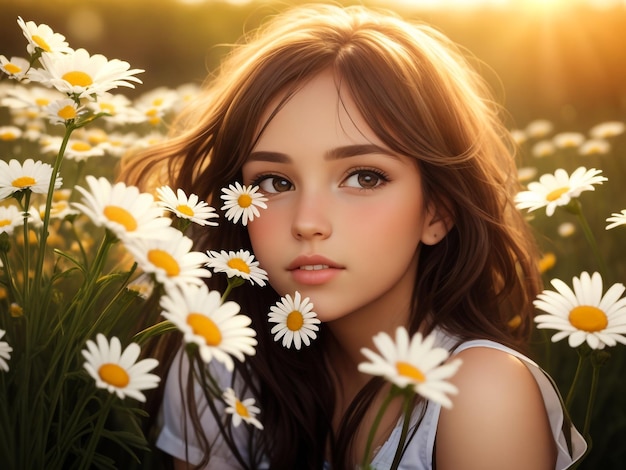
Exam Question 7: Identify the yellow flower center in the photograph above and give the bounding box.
[286,311,304,331]
[546,187,569,202]
[4,63,22,74]
[147,249,180,276]
[235,399,250,418]
[98,363,130,388]
[152,98,164,106]
[568,305,608,332]
[32,35,51,52]
[1,131,17,141]
[10,302,23,318]
[227,258,250,274]
[12,176,36,188]
[71,141,92,152]
[58,105,77,120]
[145,108,159,117]
[103,205,137,231]
[538,252,556,274]
[396,361,426,383]
[0,219,10,227]
[187,313,222,346]
[62,70,94,87]
[175,204,194,217]
[99,102,116,114]
[35,98,50,107]
[238,194,252,208]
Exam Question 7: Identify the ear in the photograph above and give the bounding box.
[421,202,453,246]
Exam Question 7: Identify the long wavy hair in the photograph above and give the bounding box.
[123,4,542,469]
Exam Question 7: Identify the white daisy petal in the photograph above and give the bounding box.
[206,249,268,286]
[267,291,320,350]
[515,167,607,217]
[535,272,626,350]
[220,182,268,226]
[0,158,62,200]
[81,334,159,402]
[160,284,257,371]
[72,175,172,241]
[358,327,462,409]
[0,330,13,372]
[223,387,263,430]
[156,185,219,226]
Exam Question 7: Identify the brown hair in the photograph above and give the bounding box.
[123,4,541,468]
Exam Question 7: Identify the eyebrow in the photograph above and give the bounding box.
[247,144,398,163]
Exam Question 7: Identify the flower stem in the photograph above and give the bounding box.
[361,385,400,469]
[390,391,413,469]
[33,122,76,301]
[565,346,588,410]
[569,199,610,279]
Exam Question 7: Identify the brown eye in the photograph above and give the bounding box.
[258,176,293,193]
[344,170,387,189]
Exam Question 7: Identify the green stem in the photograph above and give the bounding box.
[390,391,413,469]
[568,199,610,279]
[565,347,587,411]
[20,190,32,309]
[77,394,115,470]
[132,320,178,345]
[33,122,76,301]
[361,385,401,469]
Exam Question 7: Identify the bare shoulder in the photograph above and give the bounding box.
[435,347,556,470]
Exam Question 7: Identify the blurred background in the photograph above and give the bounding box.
[2,0,626,468]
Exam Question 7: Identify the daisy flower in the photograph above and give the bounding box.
[160,283,257,370]
[268,291,320,350]
[82,334,160,402]
[223,387,263,430]
[206,249,268,287]
[514,167,607,217]
[0,329,13,372]
[86,92,144,125]
[63,138,106,162]
[0,126,22,141]
[531,140,556,158]
[509,129,527,145]
[534,272,626,350]
[0,158,62,200]
[579,139,610,156]
[156,186,218,226]
[558,222,576,238]
[553,132,585,149]
[0,55,30,81]
[28,48,143,100]
[358,327,462,409]
[525,119,554,138]
[124,229,211,290]
[72,175,172,241]
[17,17,73,55]
[517,166,538,183]
[589,121,625,139]
[44,98,86,125]
[220,182,268,226]
[606,210,626,231]
[0,205,23,235]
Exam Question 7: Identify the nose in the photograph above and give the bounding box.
[291,190,332,241]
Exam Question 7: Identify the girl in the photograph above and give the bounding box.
[125,4,586,469]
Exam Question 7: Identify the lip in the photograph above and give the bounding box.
[288,255,344,285]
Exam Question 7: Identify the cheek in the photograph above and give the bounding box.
[247,212,281,265]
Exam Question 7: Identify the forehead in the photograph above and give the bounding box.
[253,70,385,150]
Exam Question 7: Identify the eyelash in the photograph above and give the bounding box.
[248,167,391,193]
[343,167,391,190]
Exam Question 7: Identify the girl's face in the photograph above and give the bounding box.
[243,71,441,327]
